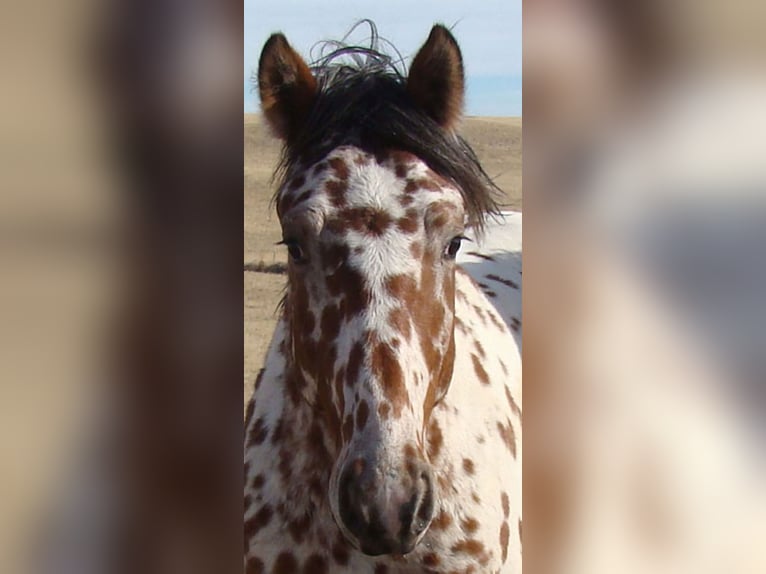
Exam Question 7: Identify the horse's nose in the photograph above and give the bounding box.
[337,456,435,555]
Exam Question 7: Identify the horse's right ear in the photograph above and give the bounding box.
[258,34,317,141]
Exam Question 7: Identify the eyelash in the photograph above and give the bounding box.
[278,238,306,263]
[444,235,467,260]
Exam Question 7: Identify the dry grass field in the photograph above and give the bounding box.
[244,114,521,393]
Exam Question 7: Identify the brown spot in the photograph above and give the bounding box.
[294,189,313,206]
[396,208,420,233]
[451,539,486,556]
[431,509,453,531]
[337,207,394,236]
[425,201,458,230]
[472,354,490,385]
[404,177,441,194]
[289,174,306,190]
[277,449,292,481]
[461,517,479,534]
[371,342,408,417]
[497,419,517,458]
[355,400,369,431]
[278,193,296,216]
[273,552,298,574]
[388,307,412,340]
[244,504,273,540]
[505,386,522,417]
[331,535,350,565]
[422,552,440,567]
[511,316,521,332]
[462,458,475,475]
[271,417,285,445]
[247,417,268,446]
[322,250,367,319]
[501,492,510,518]
[488,310,506,332]
[474,340,486,359]
[288,513,311,544]
[302,554,328,574]
[325,179,348,207]
[426,419,443,461]
[328,157,350,181]
[320,305,342,341]
[410,241,423,259]
[500,521,510,563]
[246,557,264,574]
[374,565,389,574]
[251,474,265,490]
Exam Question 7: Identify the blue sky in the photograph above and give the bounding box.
[244,0,521,117]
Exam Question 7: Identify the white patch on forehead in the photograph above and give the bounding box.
[345,159,408,215]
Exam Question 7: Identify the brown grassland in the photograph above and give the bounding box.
[244,114,521,395]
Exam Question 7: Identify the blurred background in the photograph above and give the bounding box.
[1,0,765,573]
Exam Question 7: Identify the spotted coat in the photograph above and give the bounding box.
[245,147,522,574]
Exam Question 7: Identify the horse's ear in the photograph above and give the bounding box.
[407,25,465,130]
[258,33,317,141]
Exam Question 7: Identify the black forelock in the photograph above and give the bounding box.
[270,21,502,233]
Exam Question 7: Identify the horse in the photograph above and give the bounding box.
[245,23,522,573]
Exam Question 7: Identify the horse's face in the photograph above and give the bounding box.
[278,146,465,554]
[259,22,471,555]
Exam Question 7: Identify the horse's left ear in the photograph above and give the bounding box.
[258,33,317,141]
[407,25,465,130]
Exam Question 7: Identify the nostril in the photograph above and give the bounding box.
[398,467,434,542]
[338,458,435,555]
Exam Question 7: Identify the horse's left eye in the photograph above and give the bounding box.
[444,236,464,260]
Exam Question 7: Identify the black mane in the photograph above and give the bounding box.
[270,21,502,232]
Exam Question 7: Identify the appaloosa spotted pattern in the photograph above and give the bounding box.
[246,24,521,574]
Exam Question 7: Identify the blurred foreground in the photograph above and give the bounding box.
[0,1,242,573]
[525,1,766,573]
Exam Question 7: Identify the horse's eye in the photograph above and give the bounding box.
[281,239,305,263]
[444,236,464,260]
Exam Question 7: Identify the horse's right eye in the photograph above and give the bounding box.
[281,239,306,263]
